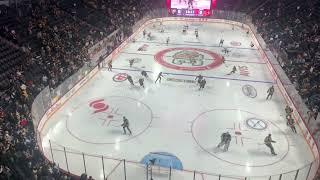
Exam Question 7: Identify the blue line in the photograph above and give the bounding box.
[111,67,275,84]
[135,40,259,51]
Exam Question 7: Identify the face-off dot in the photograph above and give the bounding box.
[93,103,106,109]
[107,115,114,119]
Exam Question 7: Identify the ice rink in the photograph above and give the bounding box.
[39,20,316,179]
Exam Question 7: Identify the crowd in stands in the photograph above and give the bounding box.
[0,0,156,179]
[250,0,320,119]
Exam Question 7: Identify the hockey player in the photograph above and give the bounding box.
[250,42,254,48]
[182,26,187,34]
[166,37,170,46]
[129,59,134,67]
[217,132,231,152]
[266,85,274,100]
[222,47,230,55]
[155,72,164,84]
[138,78,145,88]
[285,105,293,119]
[195,28,199,39]
[287,116,297,133]
[127,75,134,86]
[141,70,148,78]
[219,39,224,47]
[195,74,203,84]
[107,60,112,71]
[98,56,103,69]
[147,32,152,40]
[121,116,132,135]
[264,134,277,155]
[227,66,237,75]
[199,79,206,90]
[143,29,147,38]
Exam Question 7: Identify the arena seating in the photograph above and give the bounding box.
[249,0,320,114]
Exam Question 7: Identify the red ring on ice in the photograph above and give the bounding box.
[154,47,223,71]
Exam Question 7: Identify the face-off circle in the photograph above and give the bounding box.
[191,109,289,167]
[154,48,223,71]
[66,96,153,144]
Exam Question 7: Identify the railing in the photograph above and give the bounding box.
[38,138,317,180]
[31,9,320,180]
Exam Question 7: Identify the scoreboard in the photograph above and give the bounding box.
[166,0,216,17]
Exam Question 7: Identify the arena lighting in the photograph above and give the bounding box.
[167,0,216,16]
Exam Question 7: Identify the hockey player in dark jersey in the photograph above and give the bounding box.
[127,75,134,86]
[264,134,276,155]
[147,32,152,40]
[129,59,134,67]
[222,56,226,65]
[217,132,232,152]
[227,66,237,75]
[141,70,148,78]
[219,39,224,47]
[107,60,112,71]
[138,78,145,88]
[266,85,274,100]
[195,28,199,38]
[199,79,206,90]
[155,72,164,84]
[166,37,170,45]
[143,29,146,38]
[121,116,132,135]
[195,74,203,84]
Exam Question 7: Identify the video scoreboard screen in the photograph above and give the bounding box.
[167,0,216,16]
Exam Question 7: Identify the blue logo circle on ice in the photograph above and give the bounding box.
[242,84,257,98]
[141,152,183,170]
[66,96,153,144]
[191,109,289,167]
[246,118,268,130]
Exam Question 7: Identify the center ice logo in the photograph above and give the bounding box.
[172,50,204,66]
[154,47,223,71]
